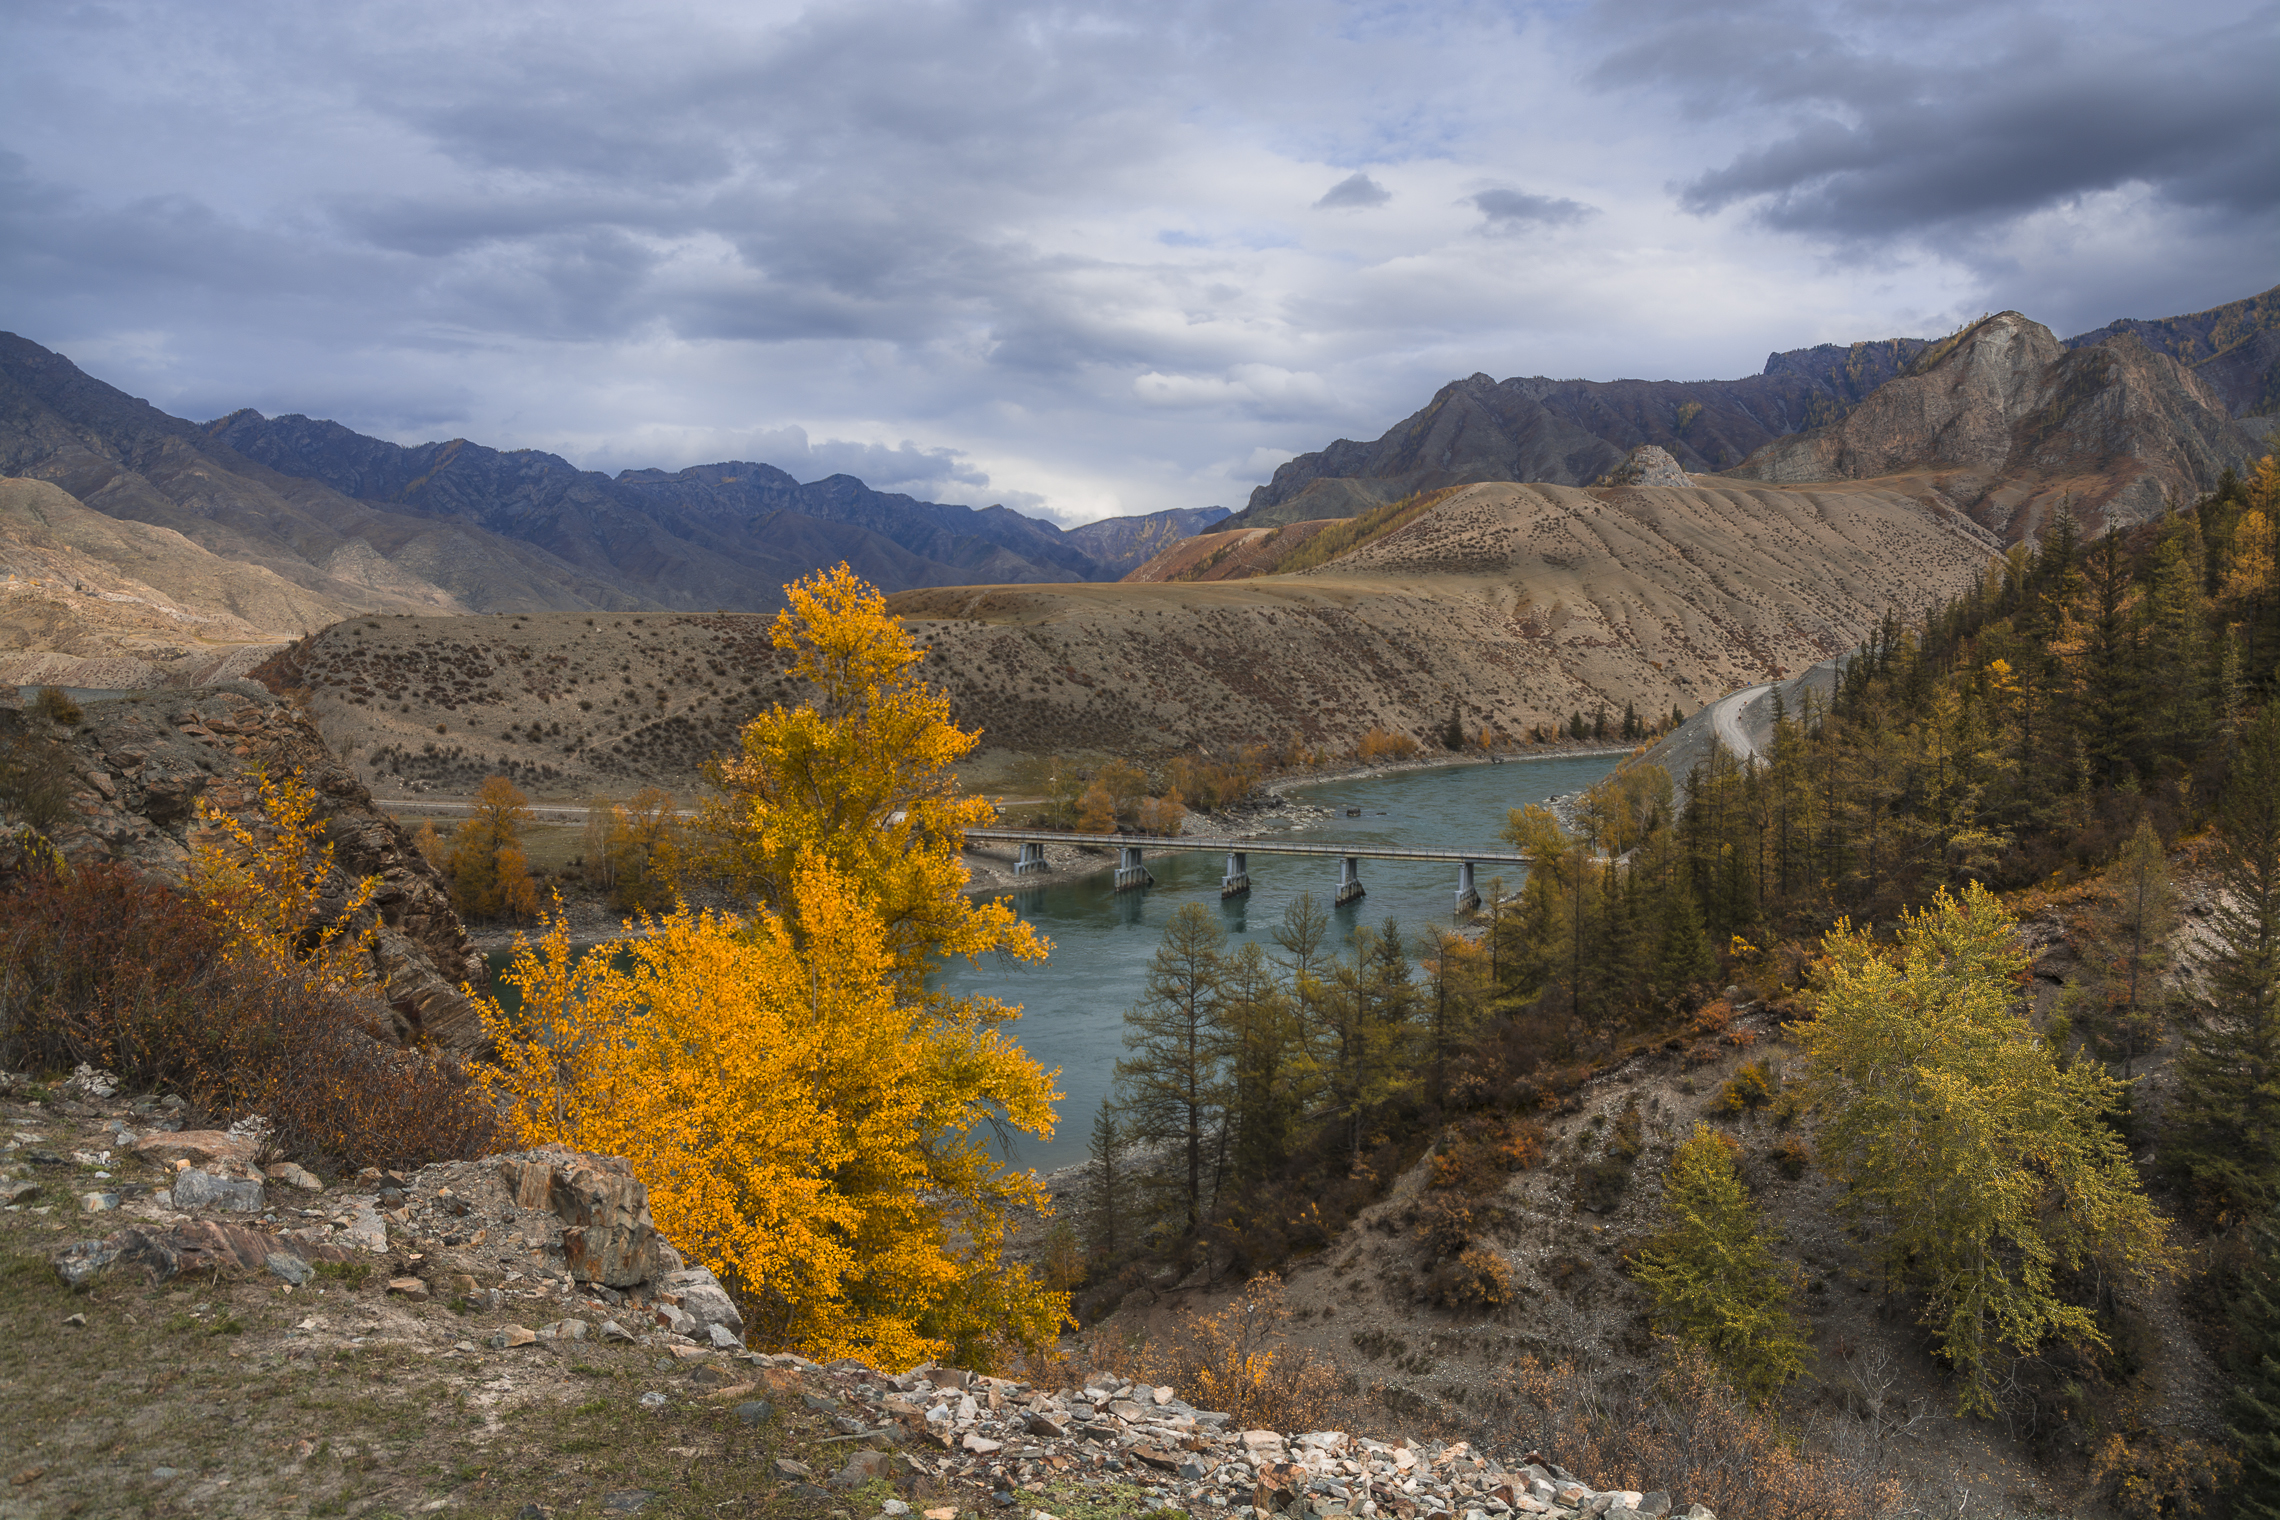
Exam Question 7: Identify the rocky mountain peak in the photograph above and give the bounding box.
[1727,310,2258,540]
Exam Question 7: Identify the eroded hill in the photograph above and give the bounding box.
[269,477,1995,796]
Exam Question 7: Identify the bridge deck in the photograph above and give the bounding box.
[962,827,1528,865]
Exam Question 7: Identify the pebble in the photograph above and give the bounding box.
[638,1391,668,1410]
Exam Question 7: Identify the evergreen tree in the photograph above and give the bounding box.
[1085,1102,1127,1264]
[1632,1124,1810,1405]
[1220,941,1301,1189]
[2228,1214,2280,1519]
[1315,923,1418,1158]
[2067,816,2182,1077]
[2169,705,2280,1218]
[1114,902,1230,1240]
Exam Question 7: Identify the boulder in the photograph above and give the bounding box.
[134,1131,259,1169]
[171,1169,265,1212]
[658,1265,744,1339]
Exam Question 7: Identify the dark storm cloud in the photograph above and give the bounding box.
[1469,188,1596,229]
[1316,173,1391,209]
[1592,0,2280,238]
[3,0,2272,523]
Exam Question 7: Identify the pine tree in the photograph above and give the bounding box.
[1220,942,1300,1189]
[1085,1102,1127,1265]
[2067,816,2182,1077]
[1115,902,1230,1240]
[2169,705,2280,1218]
[2229,1215,2280,1519]
[1632,1124,1810,1404]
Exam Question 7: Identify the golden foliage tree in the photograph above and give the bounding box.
[191,767,378,991]
[487,564,1064,1370]
[695,564,1044,1001]
[1803,882,2176,1413]
[448,775,540,920]
[482,862,1063,1369]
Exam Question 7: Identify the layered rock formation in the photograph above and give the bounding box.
[1725,312,2261,539]
[2,682,488,1051]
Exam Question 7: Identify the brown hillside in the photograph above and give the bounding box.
[0,477,319,687]
[1121,520,1338,583]
[273,477,1996,799]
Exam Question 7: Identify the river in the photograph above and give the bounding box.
[952,752,1621,1173]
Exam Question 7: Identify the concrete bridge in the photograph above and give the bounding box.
[961,827,1530,911]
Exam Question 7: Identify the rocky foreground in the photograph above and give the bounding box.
[6,1069,1716,1520]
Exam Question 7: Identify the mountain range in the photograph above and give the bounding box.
[1231,285,2278,537]
[0,331,1225,629]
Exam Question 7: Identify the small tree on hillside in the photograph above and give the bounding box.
[2168,704,2280,1218]
[1632,1123,1809,1404]
[2065,816,2182,1077]
[1805,883,2177,1414]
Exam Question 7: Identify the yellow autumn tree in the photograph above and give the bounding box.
[485,563,1064,1369]
[483,861,1062,1368]
[692,563,1046,1001]
[448,775,540,920]
[1802,883,2177,1414]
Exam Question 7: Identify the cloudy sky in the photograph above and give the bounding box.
[5,0,2274,523]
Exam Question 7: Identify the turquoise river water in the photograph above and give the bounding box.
[950,753,1620,1173]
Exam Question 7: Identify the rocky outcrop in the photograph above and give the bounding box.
[1726,313,2263,540]
[2063,282,2280,417]
[1597,445,1694,489]
[2,681,489,1052]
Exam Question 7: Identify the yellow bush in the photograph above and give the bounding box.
[1355,726,1421,762]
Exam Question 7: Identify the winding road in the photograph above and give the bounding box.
[1709,682,1776,766]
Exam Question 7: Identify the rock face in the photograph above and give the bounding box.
[1726,313,2262,540]
[2,681,489,1052]
[500,1151,667,1288]
[2063,281,2280,418]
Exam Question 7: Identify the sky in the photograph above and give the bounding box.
[4,0,2275,525]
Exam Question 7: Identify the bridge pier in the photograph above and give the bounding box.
[1335,855,1365,906]
[1014,841,1048,876]
[1114,844,1154,893]
[1221,850,1250,898]
[1455,859,1480,913]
